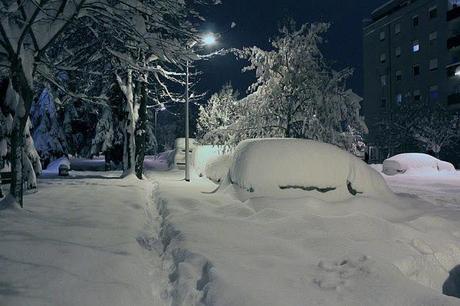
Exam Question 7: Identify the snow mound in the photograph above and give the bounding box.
[43,156,70,174]
[204,154,232,183]
[191,145,226,177]
[225,139,393,202]
[383,153,455,176]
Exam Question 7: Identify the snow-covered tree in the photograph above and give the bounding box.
[31,88,68,166]
[91,106,114,157]
[0,78,42,194]
[0,0,94,200]
[392,101,460,158]
[197,84,240,146]
[230,22,367,152]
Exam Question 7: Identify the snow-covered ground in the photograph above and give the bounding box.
[147,167,460,305]
[0,172,163,306]
[1,156,460,305]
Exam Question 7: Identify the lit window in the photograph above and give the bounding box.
[380,31,385,41]
[413,41,420,52]
[396,94,403,105]
[395,23,401,34]
[395,47,401,57]
[380,75,387,86]
[430,85,439,101]
[429,58,438,71]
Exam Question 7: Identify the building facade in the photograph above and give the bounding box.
[363,0,460,163]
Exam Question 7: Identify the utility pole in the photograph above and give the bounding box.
[185,60,190,182]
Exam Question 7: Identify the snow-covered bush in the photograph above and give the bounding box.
[223,139,393,202]
[382,153,456,176]
[191,145,226,177]
[43,157,71,175]
[204,154,232,183]
[197,84,240,148]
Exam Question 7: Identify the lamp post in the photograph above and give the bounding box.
[184,33,217,182]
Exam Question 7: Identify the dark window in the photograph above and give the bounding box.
[429,7,437,19]
[396,71,402,80]
[413,65,421,76]
[380,98,387,108]
[414,91,421,101]
[413,15,419,26]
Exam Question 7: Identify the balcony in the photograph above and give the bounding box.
[447,34,460,49]
[447,93,460,105]
[447,6,460,21]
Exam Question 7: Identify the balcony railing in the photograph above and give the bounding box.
[447,6,460,21]
[447,34,460,49]
[447,93,460,105]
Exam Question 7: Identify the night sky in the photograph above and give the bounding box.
[199,0,384,98]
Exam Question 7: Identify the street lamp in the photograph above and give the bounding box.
[184,32,217,182]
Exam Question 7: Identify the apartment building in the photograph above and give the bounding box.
[363,0,460,162]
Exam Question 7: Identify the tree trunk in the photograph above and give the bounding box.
[117,70,136,177]
[135,77,147,179]
[9,63,35,200]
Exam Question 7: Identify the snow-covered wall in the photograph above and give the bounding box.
[225,139,394,202]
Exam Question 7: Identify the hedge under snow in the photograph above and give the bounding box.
[224,138,394,202]
[383,153,455,176]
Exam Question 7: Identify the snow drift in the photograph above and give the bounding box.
[383,153,455,176]
[225,139,393,201]
[43,156,70,174]
[204,154,232,183]
[191,145,225,177]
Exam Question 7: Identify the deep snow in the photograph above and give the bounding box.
[0,172,163,306]
[147,167,460,306]
[1,155,460,305]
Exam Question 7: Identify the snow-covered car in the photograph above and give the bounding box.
[382,153,455,176]
[223,138,393,202]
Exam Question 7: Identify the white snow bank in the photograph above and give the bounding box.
[383,153,456,176]
[191,145,226,177]
[43,156,70,174]
[0,174,160,306]
[204,154,232,183]
[225,138,393,201]
[153,170,460,306]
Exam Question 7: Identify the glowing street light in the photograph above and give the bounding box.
[202,33,217,46]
